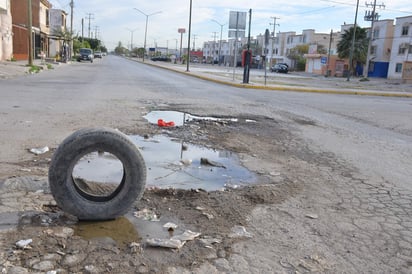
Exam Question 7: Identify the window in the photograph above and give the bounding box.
[373,28,379,39]
[370,45,377,55]
[409,44,412,54]
[398,45,407,55]
[395,63,403,73]
[46,9,49,27]
[302,35,307,43]
[401,25,409,36]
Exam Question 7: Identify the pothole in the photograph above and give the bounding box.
[143,110,238,126]
[73,134,256,192]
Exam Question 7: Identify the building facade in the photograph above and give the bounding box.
[11,0,51,60]
[387,16,412,81]
[0,0,12,61]
[366,19,395,77]
[49,8,67,60]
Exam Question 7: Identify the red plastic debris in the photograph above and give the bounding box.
[157,119,175,127]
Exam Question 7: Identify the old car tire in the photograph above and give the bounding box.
[48,127,146,220]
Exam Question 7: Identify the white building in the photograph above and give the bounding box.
[365,19,394,77]
[387,15,412,80]
[49,9,68,60]
[0,0,13,61]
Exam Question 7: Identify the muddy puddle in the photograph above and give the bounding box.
[73,134,256,192]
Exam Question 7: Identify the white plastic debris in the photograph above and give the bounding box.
[305,213,319,219]
[145,230,201,249]
[171,230,201,242]
[15,239,33,249]
[133,209,160,222]
[146,238,184,249]
[228,226,253,238]
[163,222,178,229]
[29,146,49,155]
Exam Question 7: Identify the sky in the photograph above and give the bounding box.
[48,0,412,51]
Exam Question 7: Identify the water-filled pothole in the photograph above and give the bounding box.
[143,110,238,126]
[73,135,256,192]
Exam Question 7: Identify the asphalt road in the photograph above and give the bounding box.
[1,55,412,273]
[1,55,412,187]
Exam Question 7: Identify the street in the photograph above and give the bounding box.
[1,55,412,273]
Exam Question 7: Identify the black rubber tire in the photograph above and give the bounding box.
[48,127,146,220]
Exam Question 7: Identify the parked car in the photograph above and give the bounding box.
[77,48,94,63]
[151,56,171,62]
[94,51,103,58]
[270,63,288,73]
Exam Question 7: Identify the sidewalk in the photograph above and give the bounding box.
[0,59,62,80]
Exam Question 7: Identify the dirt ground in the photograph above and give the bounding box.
[1,62,411,273]
[0,107,330,273]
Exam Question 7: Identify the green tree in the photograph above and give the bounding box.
[114,41,127,55]
[288,44,309,71]
[337,26,369,73]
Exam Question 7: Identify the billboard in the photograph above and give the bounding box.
[229,11,246,30]
[228,30,245,38]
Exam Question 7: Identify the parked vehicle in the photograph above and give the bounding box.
[94,51,103,58]
[151,56,171,62]
[270,63,288,73]
[77,48,94,63]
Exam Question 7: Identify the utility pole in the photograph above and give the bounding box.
[94,26,99,39]
[270,16,280,66]
[326,29,333,77]
[86,13,94,39]
[212,32,218,64]
[363,1,385,78]
[28,0,33,66]
[70,0,74,60]
[192,34,197,51]
[347,0,360,81]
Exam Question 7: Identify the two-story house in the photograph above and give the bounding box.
[0,0,12,61]
[365,19,394,77]
[11,0,51,60]
[49,8,68,60]
[387,15,412,81]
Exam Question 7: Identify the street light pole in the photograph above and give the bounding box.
[134,8,161,62]
[126,28,138,52]
[212,19,226,65]
[347,0,360,81]
[186,0,192,72]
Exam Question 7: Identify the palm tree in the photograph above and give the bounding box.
[337,26,369,75]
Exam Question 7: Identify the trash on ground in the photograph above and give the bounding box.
[305,213,319,219]
[145,238,184,249]
[199,236,222,247]
[133,209,160,222]
[200,157,226,169]
[129,242,143,254]
[145,230,201,249]
[29,146,49,155]
[228,226,253,238]
[163,222,178,230]
[157,119,175,127]
[15,239,33,249]
[180,159,192,166]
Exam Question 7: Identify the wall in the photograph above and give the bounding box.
[0,0,12,61]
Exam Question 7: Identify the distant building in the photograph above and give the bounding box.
[365,19,395,78]
[49,8,68,60]
[11,0,51,60]
[0,0,13,61]
[387,15,412,81]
